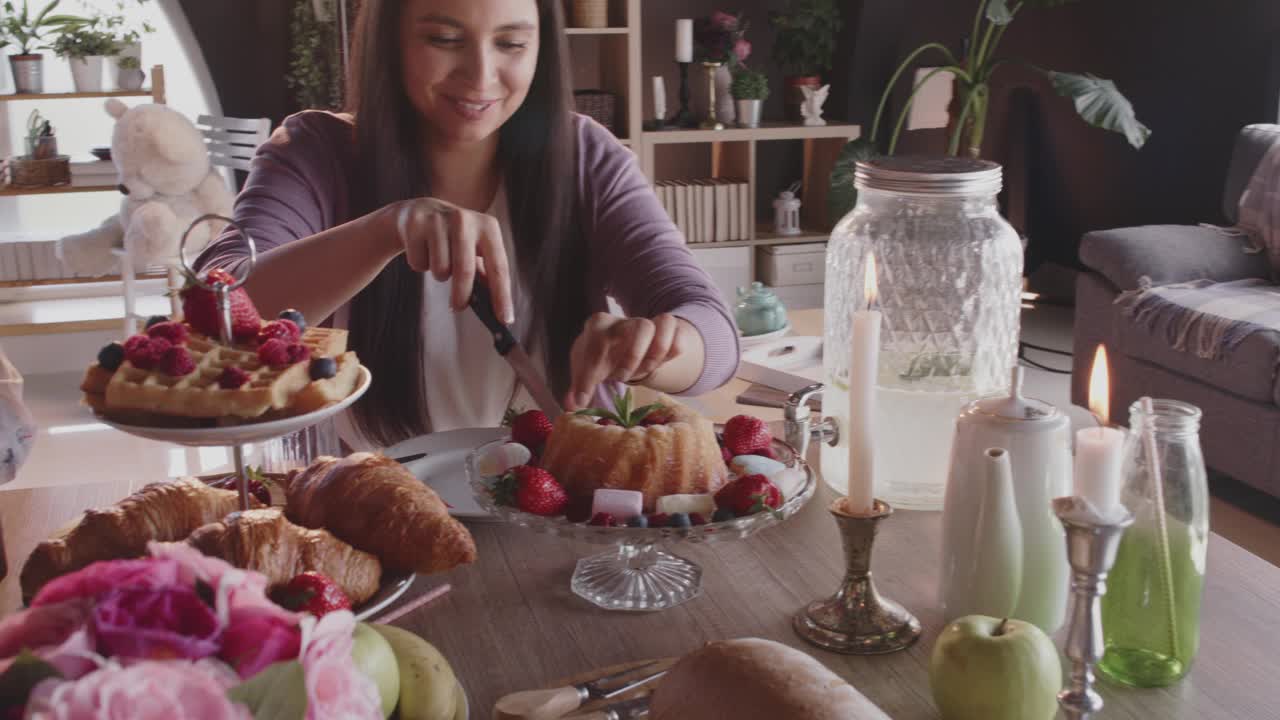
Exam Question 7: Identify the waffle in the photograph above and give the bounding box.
[85,326,357,421]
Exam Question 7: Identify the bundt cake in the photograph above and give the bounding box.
[540,392,728,511]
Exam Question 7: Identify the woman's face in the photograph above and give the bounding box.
[400,0,540,146]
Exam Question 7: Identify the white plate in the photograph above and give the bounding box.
[98,367,371,447]
[739,323,791,349]
[385,427,508,521]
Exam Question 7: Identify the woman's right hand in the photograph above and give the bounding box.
[382,197,515,325]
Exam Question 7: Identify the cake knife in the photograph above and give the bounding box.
[468,279,563,420]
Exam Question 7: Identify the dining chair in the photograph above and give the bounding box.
[196,114,271,191]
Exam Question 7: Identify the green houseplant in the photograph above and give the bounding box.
[2,0,87,93]
[52,22,117,92]
[828,0,1150,222]
[730,66,769,128]
[115,52,143,90]
[769,0,842,120]
[286,0,344,110]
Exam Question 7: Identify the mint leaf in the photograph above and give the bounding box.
[226,660,308,720]
[0,650,62,708]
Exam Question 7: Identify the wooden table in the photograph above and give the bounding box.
[3,315,1279,717]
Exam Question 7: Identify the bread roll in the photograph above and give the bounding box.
[649,638,890,720]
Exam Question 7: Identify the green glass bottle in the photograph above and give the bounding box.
[1099,400,1208,687]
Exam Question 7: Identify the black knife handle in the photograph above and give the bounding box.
[468,279,516,355]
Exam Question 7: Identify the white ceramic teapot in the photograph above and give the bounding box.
[939,367,1071,633]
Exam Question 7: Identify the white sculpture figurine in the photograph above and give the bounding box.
[800,84,830,127]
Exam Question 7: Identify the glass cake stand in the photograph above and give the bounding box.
[467,436,817,611]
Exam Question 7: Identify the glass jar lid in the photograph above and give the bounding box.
[855,155,1002,197]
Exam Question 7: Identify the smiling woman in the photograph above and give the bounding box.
[195,0,739,450]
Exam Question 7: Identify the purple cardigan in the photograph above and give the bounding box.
[197,111,739,397]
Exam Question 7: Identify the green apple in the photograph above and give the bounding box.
[929,615,1062,720]
[352,622,401,718]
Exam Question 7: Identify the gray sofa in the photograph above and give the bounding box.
[1073,124,1280,499]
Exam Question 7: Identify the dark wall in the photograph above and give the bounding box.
[178,0,295,127]
[845,0,1280,273]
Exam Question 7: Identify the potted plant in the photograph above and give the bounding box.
[1,0,87,94]
[52,21,116,92]
[694,11,751,126]
[115,53,143,90]
[769,0,842,122]
[100,1,154,90]
[730,66,769,128]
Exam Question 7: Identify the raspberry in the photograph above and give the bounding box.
[123,335,170,370]
[158,346,196,376]
[689,512,709,526]
[284,343,310,364]
[257,319,301,345]
[146,321,189,346]
[597,417,620,427]
[218,366,251,389]
[588,512,617,527]
[647,513,670,528]
[257,338,291,367]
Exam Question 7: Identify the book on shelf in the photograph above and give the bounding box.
[653,177,751,244]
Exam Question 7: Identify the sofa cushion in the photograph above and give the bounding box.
[1223,124,1280,224]
[1080,224,1269,292]
[1112,282,1280,406]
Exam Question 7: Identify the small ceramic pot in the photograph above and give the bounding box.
[736,99,763,128]
[117,67,145,91]
[734,281,789,337]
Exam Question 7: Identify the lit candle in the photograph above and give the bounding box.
[652,76,667,121]
[1074,345,1125,515]
[675,19,693,63]
[847,253,880,514]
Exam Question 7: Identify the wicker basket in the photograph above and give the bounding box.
[571,0,608,28]
[8,155,70,187]
[574,90,617,133]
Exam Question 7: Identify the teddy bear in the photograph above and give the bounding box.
[0,345,35,487]
[57,99,233,277]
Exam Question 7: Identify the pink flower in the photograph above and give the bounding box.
[25,659,251,720]
[0,599,92,658]
[710,10,738,30]
[300,612,382,720]
[147,542,293,621]
[219,605,302,679]
[30,559,182,608]
[733,38,752,63]
[90,586,222,661]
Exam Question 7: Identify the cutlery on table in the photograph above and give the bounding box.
[492,661,665,720]
[562,695,651,720]
[392,452,428,464]
[468,278,563,420]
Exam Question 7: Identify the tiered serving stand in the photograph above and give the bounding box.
[467,433,818,611]
[92,215,409,619]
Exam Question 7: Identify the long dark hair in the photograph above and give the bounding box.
[346,0,584,446]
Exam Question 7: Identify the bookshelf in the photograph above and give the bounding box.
[0,66,167,336]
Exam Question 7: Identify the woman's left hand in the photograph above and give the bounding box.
[566,313,688,411]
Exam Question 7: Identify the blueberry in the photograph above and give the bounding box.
[278,308,307,333]
[97,342,126,371]
[712,508,736,523]
[668,512,692,528]
[309,356,337,380]
[625,515,649,528]
[144,315,169,329]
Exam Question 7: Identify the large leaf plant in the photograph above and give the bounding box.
[829,0,1150,221]
[1,0,87,55]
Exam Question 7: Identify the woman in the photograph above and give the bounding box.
[197,0,738,448]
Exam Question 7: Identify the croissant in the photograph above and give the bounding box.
[21,478,256,603]
[284,453,477,575]
[186,507,382,605]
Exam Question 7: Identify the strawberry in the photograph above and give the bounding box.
[504,409,553,450]
[714,474,783,517]
[494,465,568,516]
[273,571,351,616]
[641,408,675,426]
[180,268,262,342]
[146,321,188,346]
[722,415,772,457]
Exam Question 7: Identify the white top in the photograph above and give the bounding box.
[335,188,541,450]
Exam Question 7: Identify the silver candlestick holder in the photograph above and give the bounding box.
[793,497,921,654]
[1053,496,1135,720]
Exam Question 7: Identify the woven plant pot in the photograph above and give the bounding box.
[572,0,608,28]
[574,90,617,134]
[8,155,70,187]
